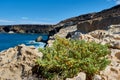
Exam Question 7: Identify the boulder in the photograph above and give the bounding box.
[93,75,102,80]
[108,25,120,34]
[8,31,14,33]
[0,44,43,80]
[35,36,48,43]
[66,72,86,80]
[35,36,42,42]
[111,41,120,49]
[54,25,77,38]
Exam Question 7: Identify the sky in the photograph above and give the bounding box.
[0,0,119,25]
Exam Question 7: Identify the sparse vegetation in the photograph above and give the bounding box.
[36,36,110,80]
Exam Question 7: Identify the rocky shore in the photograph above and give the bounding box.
[0,5,120,80]
[0,44,43,80]
[49,5,120,36]
[0,24,119,80]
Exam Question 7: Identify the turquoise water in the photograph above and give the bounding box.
[0,33,48,51]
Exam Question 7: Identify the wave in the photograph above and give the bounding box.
[26,40,46,48]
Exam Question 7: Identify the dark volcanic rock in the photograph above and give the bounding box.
[0,24,54,34]
[59,5,120,26]
[77,16,120,33]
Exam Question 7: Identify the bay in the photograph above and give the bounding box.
[0,33,48,51]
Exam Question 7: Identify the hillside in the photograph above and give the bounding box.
[50,5,120,34]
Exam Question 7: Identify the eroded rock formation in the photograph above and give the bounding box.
[0,44,42,80]
[51,5,120,35]
[0,24,53,34]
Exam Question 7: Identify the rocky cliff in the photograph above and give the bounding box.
[50,5,120,35]
[0,44,43,80]
[0,24,53,34]
[60,5,120,24]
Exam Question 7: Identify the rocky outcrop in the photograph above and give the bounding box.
[49,5,120,37]
[71,25,120,46]
[47,25,77,47]
[100,49,120,80]
[0,24,53,34]
[47,5,120,47]
[35,36,43,42]
[66,72,86,80]
[58,5,120,28]
[0,44,42,80]
[47,5,120,46]
[77,16,120,33]
[35,36,47,43]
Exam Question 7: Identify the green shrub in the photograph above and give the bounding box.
[36,36,110,80]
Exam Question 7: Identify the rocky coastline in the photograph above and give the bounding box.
[50,5,120,35]
[0,24,54,34]
[0,5,120,80]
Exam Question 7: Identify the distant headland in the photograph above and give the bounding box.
[0,24,54,34]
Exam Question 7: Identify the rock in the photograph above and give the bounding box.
[35,36,42,42]
[48,5,120,38]
[71,31,83,40]
[35,36,48,44]
[19,30,25,33]
[0,24,53,34]
[47,39,55,47]
[100,49,120,80]
[66,72,86,80]
[8,31,14,33]
[115,52,120,60]
[89,30,109,39]
[112,41,120,49]
[0,44,43,80]
[76,72,86,80]
[93,75,102,80]
[108,25,120,34]
[112,34,120,40]
[54,25,77,38]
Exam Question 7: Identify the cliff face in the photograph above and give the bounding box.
[53,5,120,33]
[77,16,120,33]
[0,44,43,80]
[0,24,53,34]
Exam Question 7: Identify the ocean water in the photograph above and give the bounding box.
[0,33,48,51]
